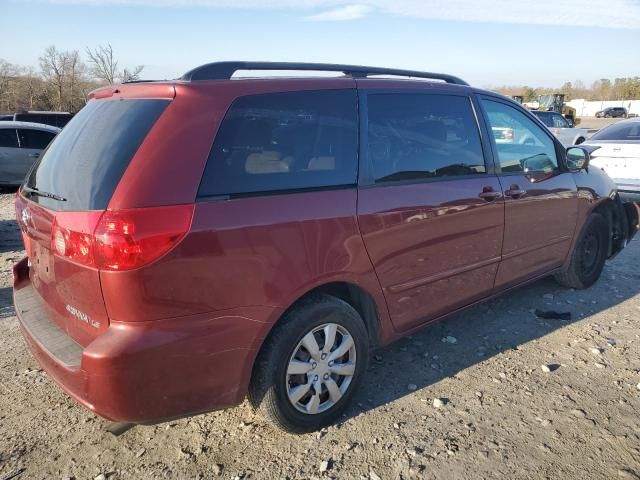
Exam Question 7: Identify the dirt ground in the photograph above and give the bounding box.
[1,190,639,480]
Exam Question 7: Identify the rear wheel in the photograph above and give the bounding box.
[555,213,608,289]
[248,293,369,433]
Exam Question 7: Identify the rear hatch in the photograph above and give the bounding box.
[15,94,171,347]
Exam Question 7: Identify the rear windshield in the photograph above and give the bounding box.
[589,122,640,141]
[25,99,168,211]
[532,111,553,127]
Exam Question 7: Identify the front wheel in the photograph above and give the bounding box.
[555,213,608,289]
[249,293,369,433]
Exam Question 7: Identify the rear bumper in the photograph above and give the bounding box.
[13,259,275,423]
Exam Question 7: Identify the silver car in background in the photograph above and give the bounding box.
[530,110,589,147]
[0,121,60,187]
[585,118,640,203]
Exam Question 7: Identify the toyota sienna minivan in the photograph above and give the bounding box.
[13,62,639,433]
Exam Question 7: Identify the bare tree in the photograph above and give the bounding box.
[86,44,118,84]
[39,46,66,110]
[16,67,42,111]
[122,65,144,83]
[39,46,89,112]
[0,59,18,112]
[86,44,144,84]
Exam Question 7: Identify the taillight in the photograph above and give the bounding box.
[51,211,103,267]
[94,205,193,271]
[51,205,193,271]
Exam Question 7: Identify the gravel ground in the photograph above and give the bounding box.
[1,190,639,480]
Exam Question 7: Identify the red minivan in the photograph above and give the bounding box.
[13,62,638,433]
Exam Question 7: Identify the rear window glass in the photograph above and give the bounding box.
[0,128,18,148]
[25,99,168,211]
[198,89,358,198]
[532,112,554,127]
[590,122,640,141]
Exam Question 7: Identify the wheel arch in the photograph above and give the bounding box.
[591,196,628,257]
[275,281,383,350]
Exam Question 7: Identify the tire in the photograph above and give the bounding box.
[554,213,608,289]
[575,137,585,145]
[248,293,369,433]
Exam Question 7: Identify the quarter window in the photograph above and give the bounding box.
[0,128,18,148]
[482,100,558,174]
[198,89,358,197]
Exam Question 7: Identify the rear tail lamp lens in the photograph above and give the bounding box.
[94,205,193,271]
[50,205,193,271]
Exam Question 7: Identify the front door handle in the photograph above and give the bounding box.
[28,153,40,158]
[505,185,526,198]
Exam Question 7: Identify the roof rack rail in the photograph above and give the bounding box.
[180,61,469,85]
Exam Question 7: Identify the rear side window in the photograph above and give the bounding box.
[17,129,56,150]
[198,89,358,198]
[26,99,168,211]
[0,128,18,148]
[367,94,486,183]
[590,122,640,141]
[533,112,553,127]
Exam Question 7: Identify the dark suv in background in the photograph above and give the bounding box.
[13,111,73,128]
[13,62,639,433]
[596,107,628,118]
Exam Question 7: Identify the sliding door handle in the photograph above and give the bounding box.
[505,185,526,198]
[478,190,502,201]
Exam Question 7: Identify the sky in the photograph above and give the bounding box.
[2,0,640,87]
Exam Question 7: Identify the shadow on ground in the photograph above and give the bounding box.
[341,241,640,423]
[0,218,22,254]
[0,287,14,319]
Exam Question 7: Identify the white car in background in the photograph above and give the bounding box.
[584,118,640,203]
[530,110,589,147]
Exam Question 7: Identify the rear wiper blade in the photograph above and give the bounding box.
[22,186,67,202]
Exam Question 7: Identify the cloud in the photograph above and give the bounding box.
[305,4,371,21]
[34,0,640,29]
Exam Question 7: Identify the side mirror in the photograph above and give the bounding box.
[566,146,590,172]
[566,118,575,128]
